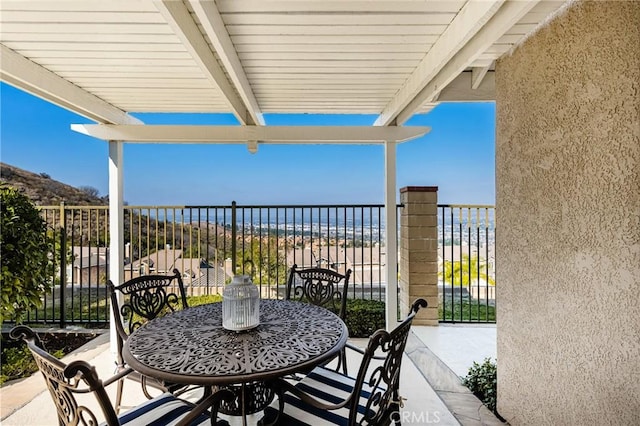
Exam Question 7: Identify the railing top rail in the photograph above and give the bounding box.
[37,203,410,210]
[37,205,109,210]
[37,203,495,210]
[437,204,495,209]
[185,204,389,209]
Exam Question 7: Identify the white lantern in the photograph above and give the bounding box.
[222,275,260,331]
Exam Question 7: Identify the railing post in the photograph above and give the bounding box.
[59,201,66,328]
[231,201,237,273]
[399,186,439,325]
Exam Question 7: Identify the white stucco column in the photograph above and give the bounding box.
[108,140,124,355]
[384,140,399,330]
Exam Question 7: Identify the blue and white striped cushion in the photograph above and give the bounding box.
[115,392,216,426]
[265,367,385,425]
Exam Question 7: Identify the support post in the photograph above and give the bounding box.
[384,141,398,330]
[59,201,66,328]
[108,141,124,355]
[399,186,439,325]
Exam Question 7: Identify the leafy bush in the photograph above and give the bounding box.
[187,294,223,307]
[463,357,497,413]
[343,299,385,337]
[0,186,52,324]
[1,337,64,386]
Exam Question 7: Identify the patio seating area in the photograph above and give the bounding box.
[3,1,634,422]
[1,324,499,426]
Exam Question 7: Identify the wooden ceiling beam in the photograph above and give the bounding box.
[153,0,255,125]
[71,124,431,145]
[0,44,141,125]
[189,0,264,125]
[374,0,504,126]
[394,0,540,125]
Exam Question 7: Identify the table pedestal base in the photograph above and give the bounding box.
[217,381,275,417]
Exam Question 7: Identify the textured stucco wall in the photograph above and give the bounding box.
[495,1,640,424]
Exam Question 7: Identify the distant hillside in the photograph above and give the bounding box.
[0,162,106,206]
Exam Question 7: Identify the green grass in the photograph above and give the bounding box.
[439,300,496,322]
[25,287,109,325]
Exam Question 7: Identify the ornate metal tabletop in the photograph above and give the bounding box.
[123,299,348,386]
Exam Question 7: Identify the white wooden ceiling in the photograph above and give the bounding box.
[0,0,568,126]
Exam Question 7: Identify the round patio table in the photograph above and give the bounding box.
[123,299,348,423]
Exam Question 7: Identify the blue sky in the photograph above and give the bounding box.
[0,82,495,206]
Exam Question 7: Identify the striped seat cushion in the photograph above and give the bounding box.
[265,367,385,425]
[114,392,226,426]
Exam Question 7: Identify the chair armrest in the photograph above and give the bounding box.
[69,366,134,395]
[102,367,134,388]
[174,388,236,426]
[272,378,352,412]
[345,342,385,361]
[344,342,365,355]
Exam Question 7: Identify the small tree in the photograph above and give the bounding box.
[78,185,100,198]
[439,254,495,287]
[0,186,52,323]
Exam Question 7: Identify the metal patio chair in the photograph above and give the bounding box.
[107,268,192,412]
[266,298,428,426]
[9,325,232,426]
[285,264,352,374]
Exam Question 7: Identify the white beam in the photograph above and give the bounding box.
[189,0,264,125]
[472,65,492,90]
[0,45,141,125]
[374,0,504,126]
[153,0,254,125]
[437,71,495,102]
[108,141,124,355]
[384,140,399,331]
[71,125,430,144]
[395,0,539,124]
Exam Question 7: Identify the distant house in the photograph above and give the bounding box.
[176,257,230,288]
[286,245,385,286]
[70,246,108,285]
[125,246,183,281]
[124,246,231,292]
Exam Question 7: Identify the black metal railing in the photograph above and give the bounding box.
[438,205,496,323]
[24,202,496,326]
[27,203,393,326]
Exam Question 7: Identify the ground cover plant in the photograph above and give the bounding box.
[1,331,98,385]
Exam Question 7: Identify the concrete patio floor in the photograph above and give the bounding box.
[1,325,500,425]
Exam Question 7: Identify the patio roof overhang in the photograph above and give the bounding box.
[0,1,570,125]
[0,0,571,332]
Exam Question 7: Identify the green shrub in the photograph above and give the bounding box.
[439,301,496,322]
[344,299,385,338]
[0,186,52,324]
[187,294,222,307]
[463,357,498,413]
[0,342,63,386]
[186,295,385,337]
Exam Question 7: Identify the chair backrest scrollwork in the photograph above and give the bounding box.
[350,298,428,425]
[9,326,120,426]
[285,264,352,320]
[108,268,188,335]
[107,269,188,369]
